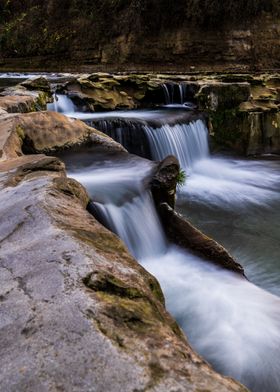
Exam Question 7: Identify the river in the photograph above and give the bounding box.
[51,94,280,391]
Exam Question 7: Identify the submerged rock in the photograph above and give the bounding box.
[158,203,245,276]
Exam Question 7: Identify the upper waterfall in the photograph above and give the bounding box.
[143,119,209,170]
[47,93,209,172]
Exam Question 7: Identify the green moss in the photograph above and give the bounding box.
[97,291,163,334]
[84,271,145,300]
[35,92,50,110]
[210,109,247,151]
[147,276,165,304]
[73,228,129,257]
[15,124,25,139]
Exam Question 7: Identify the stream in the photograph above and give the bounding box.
[50,93,280,391]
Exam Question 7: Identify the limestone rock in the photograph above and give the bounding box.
[65,76,135,111]
[0,95,39,113]
[21,76,52,94]
[1,85,51,112]
[0,111,126,160]
[196,82,251,111]
[62,74,164,110]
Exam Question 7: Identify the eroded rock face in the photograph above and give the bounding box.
[0,95,39,113]
[196,82,251,111]
[0,110,126,160]
[0,154,248,392]
[193,74,280,155]
[62,74,165,111]
[0,77,53,112]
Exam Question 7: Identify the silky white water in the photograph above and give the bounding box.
[49,97,210,168]
[62,150,280,392]
[143,120,209,170]
[48,94,76,113]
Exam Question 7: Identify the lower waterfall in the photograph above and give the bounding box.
[60,150,280,392]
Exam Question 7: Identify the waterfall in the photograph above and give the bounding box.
[65,153,280,392]
[161,82,191,106]
[143,119,209,170]
[162,83,171,105]
[84,117,209,171]
[47,94,76,113]
[70,159,167,260]
[94,191,167,259]
[47,93,207,171]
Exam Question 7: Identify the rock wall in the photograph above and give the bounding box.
[0,4,279,72]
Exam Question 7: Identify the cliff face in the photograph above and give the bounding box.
[0,1,279,71]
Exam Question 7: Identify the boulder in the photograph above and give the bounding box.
[150,155,180,209]
[0,111,126,160]
[21,76,52,94]
[196,82,251,111]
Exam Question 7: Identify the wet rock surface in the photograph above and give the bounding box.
[151,155,180,209]
[158,203,245,276]
[0,111,125,160]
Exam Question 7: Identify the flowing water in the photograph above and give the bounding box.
[47,94,206,164]
[52,98,280,391]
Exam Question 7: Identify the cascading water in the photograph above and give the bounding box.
[59,149,280,392]
[47,94,76,113]
[143,120,209,170]
[85,117,209,169]
[161,82,189,105]
[64,155,167,260]
[51,95,280,390]
[52,99,209,171]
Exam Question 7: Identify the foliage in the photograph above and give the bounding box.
[176,169,187,188]
[0,0,279,57]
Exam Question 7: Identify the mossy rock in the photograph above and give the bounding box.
[210,109,248,152]
[196,82,251,111]
[21,76,51,94]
